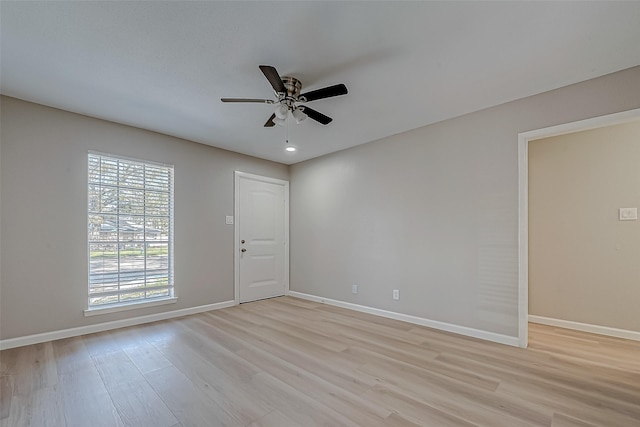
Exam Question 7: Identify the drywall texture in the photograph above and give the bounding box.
[0,96,288,340]
[529,121,640,332]
[290,66,640,338]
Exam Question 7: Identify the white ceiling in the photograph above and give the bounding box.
[2,2,639,164]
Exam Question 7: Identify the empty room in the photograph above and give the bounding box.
[1,2,639,426]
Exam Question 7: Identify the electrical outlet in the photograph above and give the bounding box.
[352,284,358,294]
[393,289,400,300]
[619,207,638,221]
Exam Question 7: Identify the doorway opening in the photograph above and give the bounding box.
[518,108,640,348]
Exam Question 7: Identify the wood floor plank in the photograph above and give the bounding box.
[59,366,123,427]
[236,347,390,425]
[108,325,155,350]
[121,345,173,375]
[82,331,122,357]
[107,379,178,427]
[1,296,639,426]
[322,313,428,346]
[121,320,179,346]
[0,393,29,427]
[203,310,381,394]
[238,303,362,349]
[307,299,415,331]
[363,384,479,427]
[359,361,552,426]
[151,336,273,425]
[11,342,58,397]
[247,409,301,427]
[0,349,18,377]
[249,372,361,427]
[167,318,261,384]
[317,319,441,362]
[436,351,640,413]
[384,412,427,427]
[182,315,249,353]
[345,345,500,392]
[551,412,599,427]
[206,308,366,366]
[92,350,146,389]
[144,365,242,427]
[366,381,547,427]
[29,384,66,427]
[496,380,640,427]
[0,376,11,420]
[52,336,94,375]
[266,295,322,311]
[231,307,351,352]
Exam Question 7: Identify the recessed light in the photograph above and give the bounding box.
[285,146,296,152]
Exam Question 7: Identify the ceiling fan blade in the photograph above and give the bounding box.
[264,113,276,127]
[221,98,274,103]
[259,65,286,94]
[300,84,348,102]
[300,106,332,125]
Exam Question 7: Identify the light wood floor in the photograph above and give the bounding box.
[1,297,639,427]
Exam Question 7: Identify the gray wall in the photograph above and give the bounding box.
[3,67,640,342]
[290,66,640,338]
[529,120,640,332]
[0,96,288,340]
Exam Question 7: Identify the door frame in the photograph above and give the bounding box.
[234,171,290,305]
[517,107,640,348]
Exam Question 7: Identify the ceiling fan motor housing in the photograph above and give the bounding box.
[281,77,302,98]
[279,77,303,110]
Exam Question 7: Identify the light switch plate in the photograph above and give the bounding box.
[225,216,234,225]
[619,208,637,221]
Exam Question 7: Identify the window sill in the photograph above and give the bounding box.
[84,297,178,317]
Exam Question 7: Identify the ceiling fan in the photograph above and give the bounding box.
[221,65,348,127]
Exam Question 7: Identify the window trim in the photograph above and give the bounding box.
[87,151,175,310]
[84,297,178,317]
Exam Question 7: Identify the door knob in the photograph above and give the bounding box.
[241,248,246,253]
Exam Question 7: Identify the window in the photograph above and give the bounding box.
[88,152,174,309]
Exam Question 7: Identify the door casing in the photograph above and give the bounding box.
[517,107,640,348]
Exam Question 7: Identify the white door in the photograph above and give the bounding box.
[235,172,288,303]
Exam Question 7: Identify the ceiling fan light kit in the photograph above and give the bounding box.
[221,65,348,127]
[292,108,307,124]
[275,104,288,119]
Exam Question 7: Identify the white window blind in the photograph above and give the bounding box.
[88,153,174,308]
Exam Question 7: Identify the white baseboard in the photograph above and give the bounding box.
[528,315,640,342]
[288,291,520,347]
[0,300,236,350]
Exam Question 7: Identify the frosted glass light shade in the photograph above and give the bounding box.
[275,104,288,119]
[292,108,307,124]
